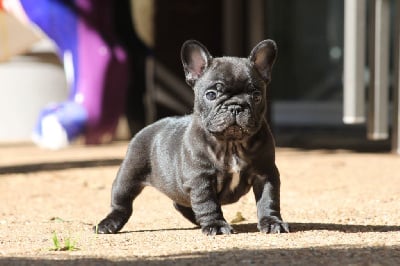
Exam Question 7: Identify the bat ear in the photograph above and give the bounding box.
[249,39,277,81]
[181,40,212,87]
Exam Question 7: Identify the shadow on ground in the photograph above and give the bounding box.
[118,222,400,234]
[0,159,123,175]
[274,126,391,153]
[232,222,400,233]
[2,246,399,265]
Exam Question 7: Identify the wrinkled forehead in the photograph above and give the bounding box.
[205,57,253,84]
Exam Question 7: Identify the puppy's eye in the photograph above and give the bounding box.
[205,90,217,101]
[252,90,262,103]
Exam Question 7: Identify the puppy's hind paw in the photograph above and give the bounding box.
[258,216,290,234]
[201,220,235,236]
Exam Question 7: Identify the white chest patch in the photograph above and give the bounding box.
[229,155,245,191]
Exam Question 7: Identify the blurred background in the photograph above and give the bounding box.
[0,0,398,152]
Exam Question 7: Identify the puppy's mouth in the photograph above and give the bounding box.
[223,125,245,140]
[209,124,250,141]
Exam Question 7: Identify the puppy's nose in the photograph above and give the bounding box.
[228,105,243,115]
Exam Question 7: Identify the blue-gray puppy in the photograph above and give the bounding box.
[94,40,289,235]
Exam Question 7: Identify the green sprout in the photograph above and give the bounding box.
[50,232,79,251]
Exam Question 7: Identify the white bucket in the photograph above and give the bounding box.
[0,40,67,142]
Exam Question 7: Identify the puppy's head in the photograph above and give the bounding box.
[181,40,277,141]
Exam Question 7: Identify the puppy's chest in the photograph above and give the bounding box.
[211,146,253,196]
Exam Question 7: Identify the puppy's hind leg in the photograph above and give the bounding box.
[95,158,147,234]
[173,202,199,226]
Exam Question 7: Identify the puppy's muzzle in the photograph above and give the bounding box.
[221,104,251,140]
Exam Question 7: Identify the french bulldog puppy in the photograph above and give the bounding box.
[94,39,289,235]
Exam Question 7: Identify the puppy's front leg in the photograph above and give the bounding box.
[189,176,234,236]
[95,160,145,234]
[253,165,289,234]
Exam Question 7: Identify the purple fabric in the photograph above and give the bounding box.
[22,0,130,144]
[76,0,128,143]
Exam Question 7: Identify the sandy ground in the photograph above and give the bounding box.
[0,142,400,265]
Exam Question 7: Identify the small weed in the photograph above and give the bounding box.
[50,232,79,251]
[230,211,246,224]
[50,217,65,222]
[94,224,99,234]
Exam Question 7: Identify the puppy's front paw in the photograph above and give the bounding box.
[94,218,121,234]
[258,216,289,234]
[201,220,235,236]
[93,210,130,234]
